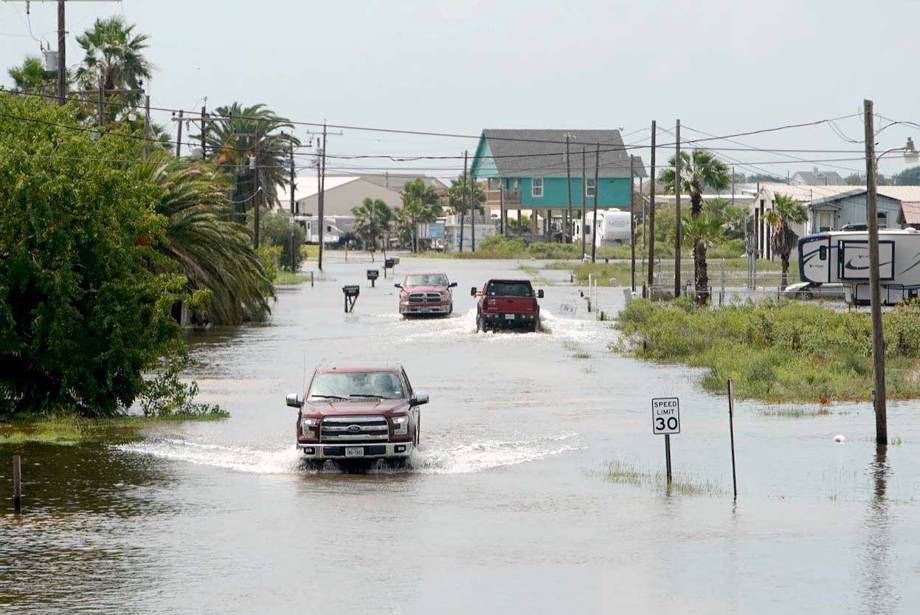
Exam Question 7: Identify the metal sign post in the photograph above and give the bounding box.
[652,397,680,485]
[727,379,738,500]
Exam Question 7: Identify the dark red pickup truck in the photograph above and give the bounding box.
[471,279,544,333]
[287,365,428,467]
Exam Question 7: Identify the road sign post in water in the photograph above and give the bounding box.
[652,397,680,484]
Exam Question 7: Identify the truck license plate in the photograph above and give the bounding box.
[344,447,363,457]
[504,314,515,320]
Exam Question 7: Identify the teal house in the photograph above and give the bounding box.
[469,129,646,233]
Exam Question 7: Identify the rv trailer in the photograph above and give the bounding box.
[798,228,920,305]
[576,209,632,246]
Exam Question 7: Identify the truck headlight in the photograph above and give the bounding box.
[301,417,319,434]
[391,415,408,435]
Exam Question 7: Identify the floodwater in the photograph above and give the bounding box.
[2,254,920,614]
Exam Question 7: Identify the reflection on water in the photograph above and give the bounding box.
[858,446,898,615]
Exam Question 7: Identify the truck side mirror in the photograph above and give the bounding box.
[470,287,478,297]
[286,393,303,408]
[448,282,458,288]
[411,393,430,406]
[537,289,544,298]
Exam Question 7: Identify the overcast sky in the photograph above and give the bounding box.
[2,0,918,179]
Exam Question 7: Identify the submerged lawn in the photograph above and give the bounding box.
[615,298,920,403]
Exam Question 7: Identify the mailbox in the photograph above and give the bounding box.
[367,269,379,280]
[342,285,360,312]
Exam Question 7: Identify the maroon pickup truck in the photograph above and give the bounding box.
[395,272,458,317]
[287,365,427,467]
[471,279,544,333]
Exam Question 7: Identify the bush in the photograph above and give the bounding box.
[259,211,305,271]
[616,298,920,403]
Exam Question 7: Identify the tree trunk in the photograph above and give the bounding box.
[781,253,790,290]
[694,240,709,305]
[690,191,708,304]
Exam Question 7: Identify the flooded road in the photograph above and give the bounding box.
[3,255,920,614]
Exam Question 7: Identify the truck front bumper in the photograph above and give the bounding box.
[297,442,414,459]
[400,302,451,315]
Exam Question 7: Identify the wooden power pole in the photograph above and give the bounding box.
[253,121,261,249]
[591,142,600,263]
[289,137,297,272]
[647,120,657,293]
[460,151,468,253]
[674,119,682,298]
[630,155,636,292]
[864,99,888,445]
[566,134,573,244]
[470,152,476,252]
[317,123,327,270]
[57,0,66,105]
[581,146,587,258]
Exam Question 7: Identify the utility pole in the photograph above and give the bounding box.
[566,134,573,244]
[201,104,208,159]
[175,110,184,157]
[57,0,66,105]
[143,94,151,160]
[253,120,262,249]
[460,151,468,253]
[591,142,600,263]
[499,178,506,237]
[647,121,657,293]
[630,155,636,292]
[581,146,587,258]
[864,99,887,446]
[470,152,477,252]
[318,123,327,271]
[288,136,297,272]
[674,119,682,298]
[731,165,735,206]
[97,74,105,128]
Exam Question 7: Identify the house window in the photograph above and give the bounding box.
[878,212,888,228]
[488,177,501,190]
[585,178,596,198]
[532,178,544,198]
[818,211,832,232]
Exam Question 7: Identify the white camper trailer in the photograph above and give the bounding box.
[798,228,920,305]
[575,209,632,246]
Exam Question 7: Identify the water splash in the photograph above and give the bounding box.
[116,431,581,476]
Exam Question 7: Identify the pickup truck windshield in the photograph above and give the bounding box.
[308,371,405,401]
[486,281,533,297]
[405,274,448,286]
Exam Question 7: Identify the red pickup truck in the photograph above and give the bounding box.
[395,272,457,317]
[471,279,544,333]
[287,365,427,467]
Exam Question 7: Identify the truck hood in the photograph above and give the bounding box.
[403,285,448,293]
[302,399,410,416]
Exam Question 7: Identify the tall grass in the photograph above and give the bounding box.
[616,298,920,403]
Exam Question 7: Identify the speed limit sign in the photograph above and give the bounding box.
[652,397,680,435]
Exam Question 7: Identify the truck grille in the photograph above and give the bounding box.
[320,416,389,442]
[408,292,444,303]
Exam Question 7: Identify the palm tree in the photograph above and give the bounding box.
[764,194,808,289]
[660,149,730,303]
[143,160,273,325]
[7,56,57,95]
[74,17,152,119]
[352,198,392,261]
[399,179,442,252]
[448,176,485,252]
[201,103,298,225]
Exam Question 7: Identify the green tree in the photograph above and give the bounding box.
[74,16,152,120]
[201,102,298,225]
[0,94,183,416]
[259,209,306,272]
[144,160,274,324]
[352,197,392,261]
[764,194,807,289]
[893,166,920,185]
[661,149,730,304]
[448,176,485,252]
[7,56,57,95]
[398,179,442,252]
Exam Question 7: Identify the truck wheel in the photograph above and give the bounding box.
[533,318,541,333]
[476,315,484,332]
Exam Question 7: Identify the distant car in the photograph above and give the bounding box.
[471,279,544,333]
[783,282,846,301]
[395,272,457,317]
[287,365,428,466]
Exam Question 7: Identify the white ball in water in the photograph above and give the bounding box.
[834,434,847,443]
